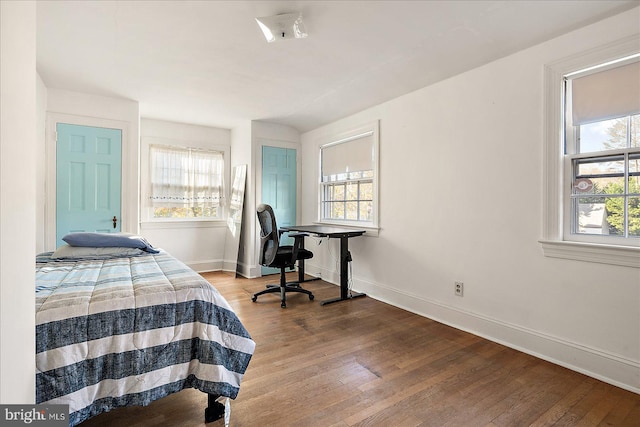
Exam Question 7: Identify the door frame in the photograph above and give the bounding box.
[253,138,302,277]
[45,113,132,251]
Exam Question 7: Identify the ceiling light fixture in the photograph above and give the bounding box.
[255,12,308,43]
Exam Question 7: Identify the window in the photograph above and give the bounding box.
[319,121,379,228]
[149,144,224,219]
[565,61,640,244]
[540,38,640,267]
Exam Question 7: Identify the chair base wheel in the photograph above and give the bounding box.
[251,279,314,308]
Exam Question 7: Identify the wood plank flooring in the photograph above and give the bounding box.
[79,272,640,427]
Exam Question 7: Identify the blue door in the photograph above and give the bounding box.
[56,123,122,248]
[262,146,296,275]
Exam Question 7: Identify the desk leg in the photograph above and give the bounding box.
[320,236,366,305]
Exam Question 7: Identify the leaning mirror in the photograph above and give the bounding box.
[224,164,247,275]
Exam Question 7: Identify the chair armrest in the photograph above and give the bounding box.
[288,232,309,239]
[287,232,308,264]
[278,229,308,238]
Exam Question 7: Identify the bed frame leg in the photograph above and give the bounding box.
[205,393,225,423]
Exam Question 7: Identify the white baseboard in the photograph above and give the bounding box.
[188,258,258,276]
[305,263,339,285]
[305,262,640,394]
[186,259,223,273]
[233,261,260,279]
[221,259,237,273]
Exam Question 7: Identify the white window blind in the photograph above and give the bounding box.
[571,60,640,125]
[318,122,379,227]
[321,132,374,180]
[149,144,224,209]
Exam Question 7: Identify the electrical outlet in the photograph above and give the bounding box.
[455,281,464,296]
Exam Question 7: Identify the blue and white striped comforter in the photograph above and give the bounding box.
[35,251,255,426]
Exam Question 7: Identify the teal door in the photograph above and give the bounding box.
[56,123,122,248]
[262,146,296,275]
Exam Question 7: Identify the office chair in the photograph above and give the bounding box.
[252,204,314,308]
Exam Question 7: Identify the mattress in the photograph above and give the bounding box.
[35,250,255,426]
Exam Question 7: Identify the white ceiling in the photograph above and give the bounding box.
[36,1,639,133]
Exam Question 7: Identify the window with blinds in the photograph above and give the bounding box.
[565,58,640,243]
[319,122,379,226]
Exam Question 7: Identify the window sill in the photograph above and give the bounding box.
[141,220,227,230]
[539,239,640,268]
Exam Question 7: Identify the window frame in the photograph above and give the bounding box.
[143,138,228,224]
[540,36,640,267]
[317,121,380,232]
[565,124,640,243]
[321,174,374,222]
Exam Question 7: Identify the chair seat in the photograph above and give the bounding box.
[269,246,313,268]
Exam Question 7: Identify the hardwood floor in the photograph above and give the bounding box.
[79,271,640,427]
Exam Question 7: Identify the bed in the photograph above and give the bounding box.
[35,234,255,426]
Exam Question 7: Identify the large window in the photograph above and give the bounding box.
[541,38,640,267]
[319,121,379,228]
[149,144,224,219]
[565,60,640,244]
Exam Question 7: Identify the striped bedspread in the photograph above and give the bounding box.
[36,251,255,426]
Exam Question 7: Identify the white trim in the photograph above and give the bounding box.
[140,135,230,223]
[321,130,374,148]
[45,112,134,251]
[254,138,302,277]
[184,259,224,273]
[338,272,640,394]
[303,263,337,285]
[235,261,260,279]
[542,35,640,267]
[140,220,227,230]
[539,239,640,267]
[565,52,640,78]
[221,259,239,274]
[317,120,380,229]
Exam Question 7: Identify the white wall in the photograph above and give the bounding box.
[301,8,640,392]
[0,0,36,403]
[140,118,231,271]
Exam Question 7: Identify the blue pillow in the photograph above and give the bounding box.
[62,232,159,253]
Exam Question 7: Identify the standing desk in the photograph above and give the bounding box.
[280,225,366,306]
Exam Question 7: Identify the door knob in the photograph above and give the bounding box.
[112,216,118,229]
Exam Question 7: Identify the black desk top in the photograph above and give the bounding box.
[280,224,366,238]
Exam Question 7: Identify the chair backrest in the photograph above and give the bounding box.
[256,204,279,267]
